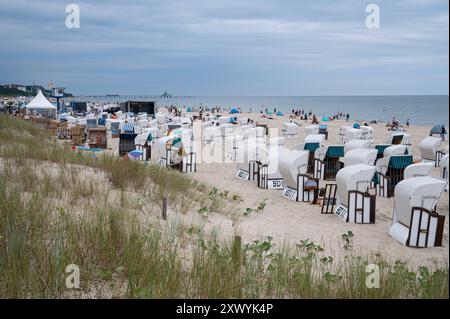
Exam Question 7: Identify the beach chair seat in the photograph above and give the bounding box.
[389,176,447,247]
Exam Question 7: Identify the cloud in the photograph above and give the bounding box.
[0,0,448,95]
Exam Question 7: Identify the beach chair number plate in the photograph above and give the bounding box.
[268,179,284,190]
[236,169,250,180]
[335,205,348,221]
[282,187,297,200]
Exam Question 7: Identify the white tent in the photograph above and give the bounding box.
[25,90,57,117]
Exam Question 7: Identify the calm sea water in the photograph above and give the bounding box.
[76,95,449,126]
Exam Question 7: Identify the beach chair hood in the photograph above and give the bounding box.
[343,148,377,167]
[336,164,376,207]
[344,139,372,153]
[278,150,309,189]
[419,136,442,161]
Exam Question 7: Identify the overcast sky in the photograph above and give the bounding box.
[0,0,448,96]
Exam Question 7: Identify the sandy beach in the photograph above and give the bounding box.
[143,112,449,269]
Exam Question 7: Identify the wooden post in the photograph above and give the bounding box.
[162,196,167,220]
[231,235,242,267]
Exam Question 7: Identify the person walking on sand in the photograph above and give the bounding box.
[406,118,410,127]
[346,113,350,122]
[441,125,447,141]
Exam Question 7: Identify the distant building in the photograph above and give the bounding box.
[2,83,27,92]
[120,101,155,115]
[161,91,172,98]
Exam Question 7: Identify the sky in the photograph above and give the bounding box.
[0,0,448,96]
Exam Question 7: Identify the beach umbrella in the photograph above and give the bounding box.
[322,117,329,122]
[276,111,284,116]
[229,108,240,114]
[128,149,143,159]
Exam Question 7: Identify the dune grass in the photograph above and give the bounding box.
[0,114,448,298]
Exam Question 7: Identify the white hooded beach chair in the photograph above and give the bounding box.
[235,139,265,181]
[239,118,250,125]
[313,145,345,180]
[257,146,290,190]
[386,132,412,154]
[282,122,300,138]
[419,136,443,166]
[343,128,363,144]
[296,134,325,174]
[203,126,221,144]
[325,164,377,223]
[343,148,378,167]
[389,176,447,247]
[134,131,152,161]
[344,139,372,154]
[374,145,413,198]
[305,124,319,136]
[157,135,196,173]
[339,126,353,144]
[361,126,374,140]
[155,113,167,125]
[403,163,434,180]
[279,150,316,202]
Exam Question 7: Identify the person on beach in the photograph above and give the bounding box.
[346,113,350,122]
[406,118,410,127]
[441,125,446,141]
